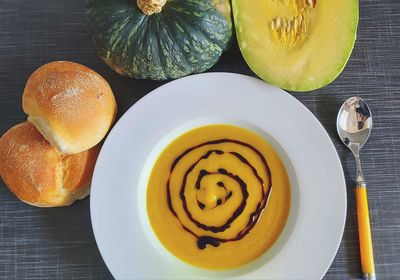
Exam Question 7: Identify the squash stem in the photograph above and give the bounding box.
[137,0,166,15]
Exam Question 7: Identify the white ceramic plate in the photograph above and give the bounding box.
[91,73,346,280]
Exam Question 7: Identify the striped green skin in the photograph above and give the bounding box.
[87,0,232,80]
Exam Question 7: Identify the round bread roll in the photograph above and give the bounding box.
[22,61,117,154]
[0,122,100,207]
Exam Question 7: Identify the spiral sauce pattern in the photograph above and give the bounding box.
[166,139,272,249]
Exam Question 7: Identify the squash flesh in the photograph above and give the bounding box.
[233,0,359,91]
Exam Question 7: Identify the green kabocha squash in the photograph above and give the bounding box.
[87,0,232,80]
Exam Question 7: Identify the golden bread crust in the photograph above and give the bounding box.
[22,61,117,154]
[0,122,100,207]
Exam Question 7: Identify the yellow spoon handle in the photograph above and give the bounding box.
[355,186,376,280]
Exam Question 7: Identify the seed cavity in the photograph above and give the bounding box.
[269,0,317,46]
[271,15,306,43]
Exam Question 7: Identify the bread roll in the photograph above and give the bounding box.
[22,61,117,154]
[0,122,100,207]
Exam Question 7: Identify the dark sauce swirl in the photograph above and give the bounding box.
[166,139,272,249]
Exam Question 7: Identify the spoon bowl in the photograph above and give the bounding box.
[337,96,372,154]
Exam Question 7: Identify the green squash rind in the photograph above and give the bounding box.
[87,0,232,80]
[232,0,359,92]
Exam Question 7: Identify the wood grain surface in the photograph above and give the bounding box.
[0,0,399,279]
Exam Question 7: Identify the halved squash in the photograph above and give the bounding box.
[233,0,359,91]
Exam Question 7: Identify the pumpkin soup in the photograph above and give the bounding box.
[147,124,290,269]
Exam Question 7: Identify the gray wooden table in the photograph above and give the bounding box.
[0,0,399,279]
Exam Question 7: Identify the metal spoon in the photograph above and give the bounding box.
[337,96,376,280]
